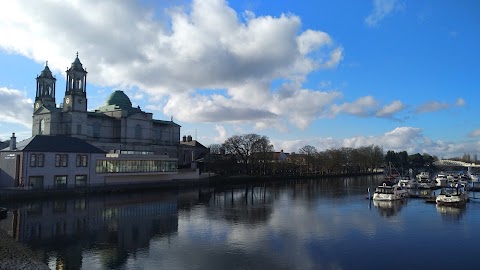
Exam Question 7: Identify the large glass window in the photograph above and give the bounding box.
[54,175,67,189]
[76,155,88,167]
[55,154,68,167]
[95,159,178,174]
[75,175,87,187]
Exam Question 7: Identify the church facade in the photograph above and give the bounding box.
[32,53,180,157]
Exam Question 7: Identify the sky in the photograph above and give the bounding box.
[0,0,479,159]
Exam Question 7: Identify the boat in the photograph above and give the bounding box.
[397,175,418,189]
[373,181,408,201]
[470,173,479,182]
[416,171,430,181]
[435,184,469,207]
[384,162,401,182]
[417,178,436,189]
[435,173,448,187]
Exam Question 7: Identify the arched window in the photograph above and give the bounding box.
[39,119,45,135]
[135,124,142,139]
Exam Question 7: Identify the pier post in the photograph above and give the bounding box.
[368,187,371,200]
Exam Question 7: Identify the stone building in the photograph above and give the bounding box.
[32,54,180,158]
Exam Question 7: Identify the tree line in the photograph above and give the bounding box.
[205,133,393,176]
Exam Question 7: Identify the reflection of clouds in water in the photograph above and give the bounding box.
[157,191,392,269]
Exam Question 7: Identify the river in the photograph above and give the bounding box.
[1,174,480,269]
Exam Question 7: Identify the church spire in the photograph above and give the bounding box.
[34,60,57,111]
[64,53,88,112]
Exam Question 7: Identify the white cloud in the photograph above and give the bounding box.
[415,101,449,113]
[0,87,33,128]
[330,96,378,117]
[0,0,346,132]
[376,100,404,117]
[276,126,471,158]
[214,125,228,143]
[469,129,480,137]
[365,0,403,27]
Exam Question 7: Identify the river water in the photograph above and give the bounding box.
[1,175,480,270]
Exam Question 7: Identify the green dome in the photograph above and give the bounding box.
[105,90,132,109]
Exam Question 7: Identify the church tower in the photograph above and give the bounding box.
[63,52,87,112]
[33,62,56,112]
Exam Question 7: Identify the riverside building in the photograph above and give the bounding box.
[0,54,206,189]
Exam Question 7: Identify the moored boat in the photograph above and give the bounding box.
[416,171,430,181]
[435,185,469,207]
[373,182,408,201]
[397,175,418,189]
[435,173,448,187]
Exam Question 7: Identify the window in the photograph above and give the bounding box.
[76,155,88,167]
[135,124,142,139]
[77,124,82,135]
[93,122,101,138]
[30,154,44,167]
[39,119,45,135]
[29,176,44,190]
[55,154,68,167]
[75,175,87,187]
[54,175,67,189]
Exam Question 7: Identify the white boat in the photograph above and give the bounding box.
[435,173,448,187]
[416,171,430,181]
[397,175,418,189]
[435,185,469,207]
[373,182,408,201]
[417,179,436,189]
[470,173,479,182]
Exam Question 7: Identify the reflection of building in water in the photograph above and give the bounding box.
[8,193,178,269]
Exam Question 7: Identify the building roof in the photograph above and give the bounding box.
[69,52,86,72]
[180,140,207,149]
[1,135,106,153]
[105,90,132,110]
[39,62,55,79]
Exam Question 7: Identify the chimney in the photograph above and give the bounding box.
[183,135,187,142]
[187,135,192,142]
[9,133,16,150]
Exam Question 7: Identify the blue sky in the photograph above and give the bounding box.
[0,0,479,158]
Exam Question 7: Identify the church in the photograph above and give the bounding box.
[32,53,180,157]
[0,54,209,189]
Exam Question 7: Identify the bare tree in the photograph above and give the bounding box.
[223,133,270,174]
[299,145,317,174]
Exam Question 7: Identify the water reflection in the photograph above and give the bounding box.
[1,191,181,270]
[436,204,466,221]
[373,199,406,217]
[5,175,477,269]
